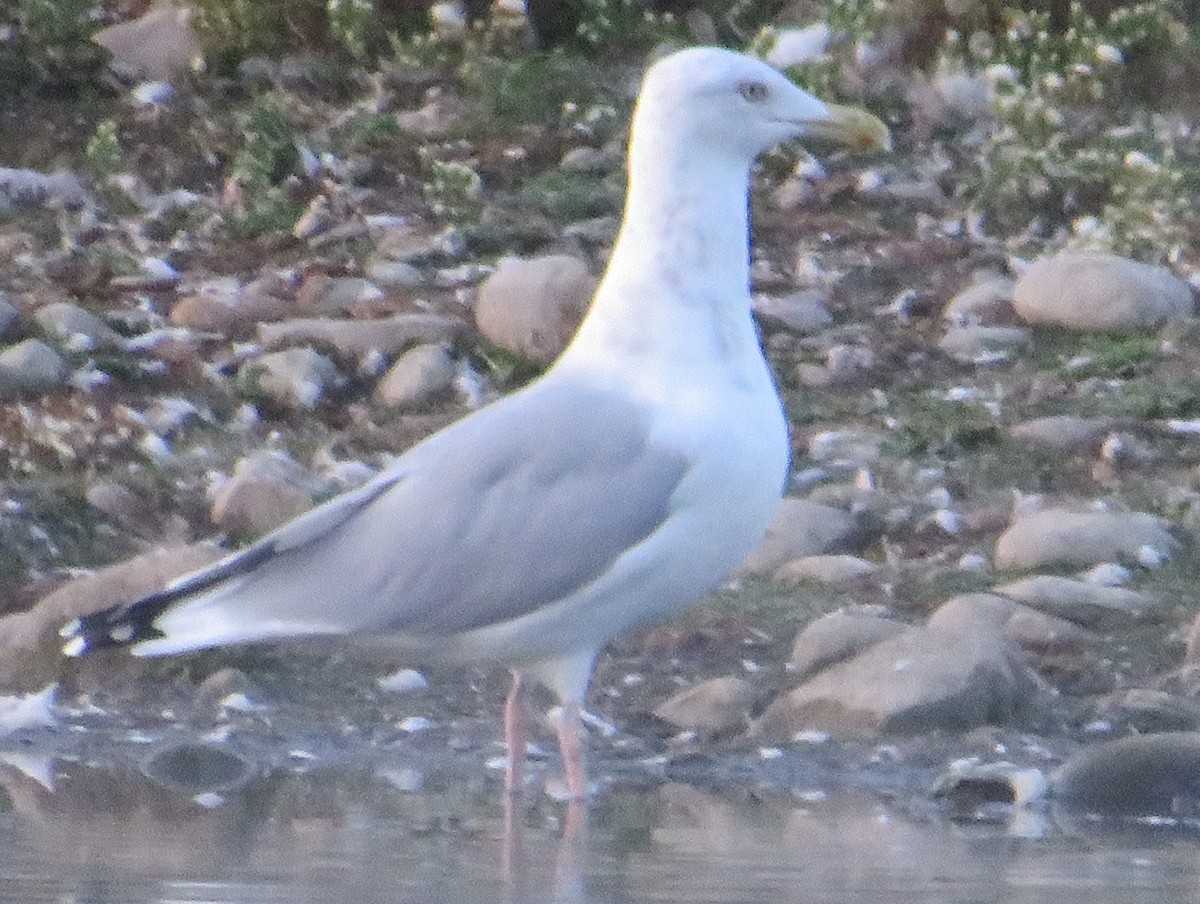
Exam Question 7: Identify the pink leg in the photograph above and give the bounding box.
[554,698,588,801]
[504,671,526,794]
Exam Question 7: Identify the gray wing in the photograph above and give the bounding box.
[153,379,690,642]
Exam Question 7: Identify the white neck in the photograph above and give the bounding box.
[555,116,762,385]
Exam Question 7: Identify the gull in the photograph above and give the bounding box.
[62,46,888,800]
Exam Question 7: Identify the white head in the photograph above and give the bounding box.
[633,46,889,164]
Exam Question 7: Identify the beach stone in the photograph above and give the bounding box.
[775,554,877,588]
[756,625,1034,740]
[258,314,465,356]
[938,325,1030,364]
[752,291,832,335]
[1095,689,1200,734]
[0,544,221,691]
[928,592,1096,654]
[297,275,385,315]
[995,508,1175,570]
[1013,251,1193,331]
[1053,732,1200,816]
[733,498,858,578]
[1008,415,1113,454]
[93,3,201,80]
[141,743,256,795]
[0,339,69,397]
[942,276,1016,325]
[210,451,319,538]
[474,255,596,363]
[365,258,423,289]
[34,301,123,349]
[374,343,456,408]
[806,428,884,463]
[653,675,757,737]
[240,347,339,409]
[788,607,908,677]
[994,575,1164,629]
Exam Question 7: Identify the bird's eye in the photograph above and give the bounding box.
[738,81,769,102]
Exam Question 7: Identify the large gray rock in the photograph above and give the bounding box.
[756,625,1035,740]
[994,508,1176,570]
[1013,251,1193,331]
[733,498,858,579]
[788,607,908,677]
[994,575,1164,629]
[0,339,69,397]
[474,255,596,363]
[928,592,1096,654]
[1054,732,1200,816]
[0,544,221,691]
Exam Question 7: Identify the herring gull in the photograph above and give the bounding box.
[62,46,889,799]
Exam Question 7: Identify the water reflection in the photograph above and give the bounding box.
[2,755,1200,903]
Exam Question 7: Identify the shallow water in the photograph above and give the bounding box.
[3,757,1199,904]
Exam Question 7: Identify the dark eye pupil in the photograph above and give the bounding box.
[741,82,767,101]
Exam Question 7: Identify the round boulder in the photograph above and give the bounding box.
[474,255,596,363]
[1013,251,1193,331]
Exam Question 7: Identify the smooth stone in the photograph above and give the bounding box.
[788,607,908,677]
[942,276,1015,325]
[756,625,1035,740]
[752,291,832,335]
[296,275,385,315]
[775,554,878,588]
[1095,689,1200,734]
[928,592,1096,654]
[1013,251,1194,331]
[0,339,69,396]
[0,296,17,337]
[240,347,339,409]
[258,314,465,356]
[1008,415,1113,454]
[653,675,757,737]
[994,575,1164,629]
[374,343,456,407]
[938,325,1030,363]
[140,743,256,795]
[33,302,123,350]
[171,274,294,332]
[805,428,884,463]
[365,258,423,289]
[474,255,596,363]
[994,508,1176,570]
[0,544,221,691]
[1053,732,1200,816]
[733,498,858,579]
[932,761,1049,814]
[210,450,320,538]
[93,4,201,80]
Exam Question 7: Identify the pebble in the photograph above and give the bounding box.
[775,554,878,588]
[941,276,1016,325]
[374,343,457,408]
[751,290,832,335]
[653,675,757,737]
[1013,251,1194,331]
[473,255,596,363]
[1007,415,1113,454]
[296,275,385,315]
[733,498,859,578]
[939,325,1030,364]
[0,339,69,397]
[928,592,1096,654]
[258,314,465,357]
[210,450,321,537]
[239,346,339,408]
[994,508,1176,570]
[34,301,124,350]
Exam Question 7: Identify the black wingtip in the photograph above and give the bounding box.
[60,590,174,657]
